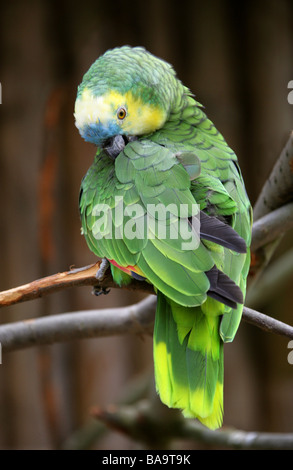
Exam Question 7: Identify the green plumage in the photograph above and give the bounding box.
[77,46,252,429]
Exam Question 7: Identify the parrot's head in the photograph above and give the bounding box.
[74,46,179,158]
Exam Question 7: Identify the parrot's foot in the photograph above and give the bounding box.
[93,259,111,296]
[96,258,110,281]
[92,286,111,296]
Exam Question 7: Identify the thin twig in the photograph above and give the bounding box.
[242,305,293,338]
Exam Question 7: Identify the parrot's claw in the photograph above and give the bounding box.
[96,258,110,281]
[93,259,110,296]
[92,286,111,297]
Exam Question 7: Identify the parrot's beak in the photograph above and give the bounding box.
[104,134,126,160]
[103,134,137,160]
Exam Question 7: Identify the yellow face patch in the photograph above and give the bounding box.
[74,88,167,136]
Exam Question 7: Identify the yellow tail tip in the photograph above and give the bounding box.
[182,381,223,430]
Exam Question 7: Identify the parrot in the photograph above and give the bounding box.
[74,46,252,430]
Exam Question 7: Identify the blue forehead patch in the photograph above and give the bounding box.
[79,121,121,146]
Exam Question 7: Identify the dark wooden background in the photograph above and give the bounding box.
[0,0,293,449]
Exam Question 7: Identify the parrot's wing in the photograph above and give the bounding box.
[112,139,245,309]
[111,139,209,306]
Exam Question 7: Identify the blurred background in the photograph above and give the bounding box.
[0,0,293,450]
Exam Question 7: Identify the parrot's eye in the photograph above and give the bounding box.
[117,106,127,120]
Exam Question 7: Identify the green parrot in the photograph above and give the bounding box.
[75,46,252,430]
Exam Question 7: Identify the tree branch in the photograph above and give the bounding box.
[253,131,293,220]
[0,295,157,352]
[0,261,154,308]
[250,132,293,277]
[91,401,293,450]
[251,202,293,252]
[0,297,292,354]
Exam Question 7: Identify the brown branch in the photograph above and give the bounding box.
[0,260,154,308]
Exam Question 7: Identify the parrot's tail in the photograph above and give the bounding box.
[153,291,224,430]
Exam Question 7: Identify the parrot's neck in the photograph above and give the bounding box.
[149,84,208,152]
[167,84,200,125]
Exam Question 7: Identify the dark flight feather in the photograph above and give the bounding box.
[199,211,247,254]
[205,265,244,309]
